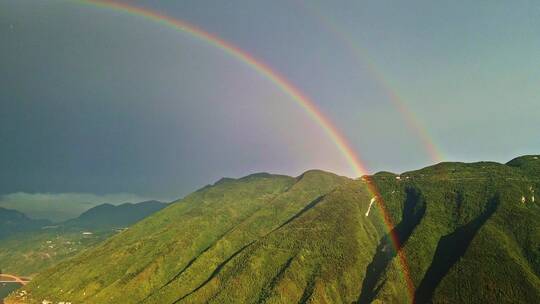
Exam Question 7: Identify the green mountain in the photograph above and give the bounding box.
[0,201,166,277]
[0,208,51,240]
[63,200,167,230]
[6,156,540,303]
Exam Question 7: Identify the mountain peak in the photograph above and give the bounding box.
[239,172,277,180]
[63,200,167,230]
[506,155,540,175]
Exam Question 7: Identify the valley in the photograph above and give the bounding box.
[0,201,167,277]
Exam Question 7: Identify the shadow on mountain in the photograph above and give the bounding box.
[414,195,500,304]
[299,266,322,304]
[257,256,296,303]
[357,187,426,303]
[173,241,255,303]
[273,195,324,232]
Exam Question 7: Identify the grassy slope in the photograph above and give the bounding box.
[173,179,382,304]
[9,171,348,303]
[7,156,540,303]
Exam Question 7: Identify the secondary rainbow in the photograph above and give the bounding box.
[298,1,444,163]
[76,1,416,302]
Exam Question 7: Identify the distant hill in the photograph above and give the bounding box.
[0,201,167,277]
[7,156,540,304]
[0,208,50,240]
[63,200,167,230]
[0,193,154,222]
[507,154,540,175]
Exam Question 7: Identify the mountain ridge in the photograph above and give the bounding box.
[63,200,167,230]
[6,156,540,303]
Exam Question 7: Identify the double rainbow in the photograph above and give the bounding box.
[76,1,416,301]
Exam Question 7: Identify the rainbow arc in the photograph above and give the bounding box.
[75,1,417,301]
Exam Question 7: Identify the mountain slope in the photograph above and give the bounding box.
[369,158,540,303]
[0,208,50,240]
[7,171,348,303]
[0,201,167,277]
[7,156,540,303]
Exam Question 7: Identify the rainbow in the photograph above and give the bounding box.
[298,1,444,164]
[75,1,415,302]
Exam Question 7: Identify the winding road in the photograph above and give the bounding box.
[0,274,29,285]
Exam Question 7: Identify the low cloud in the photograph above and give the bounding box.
[0,192,153,222]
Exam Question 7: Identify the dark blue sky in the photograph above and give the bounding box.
[1,0,539,201]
